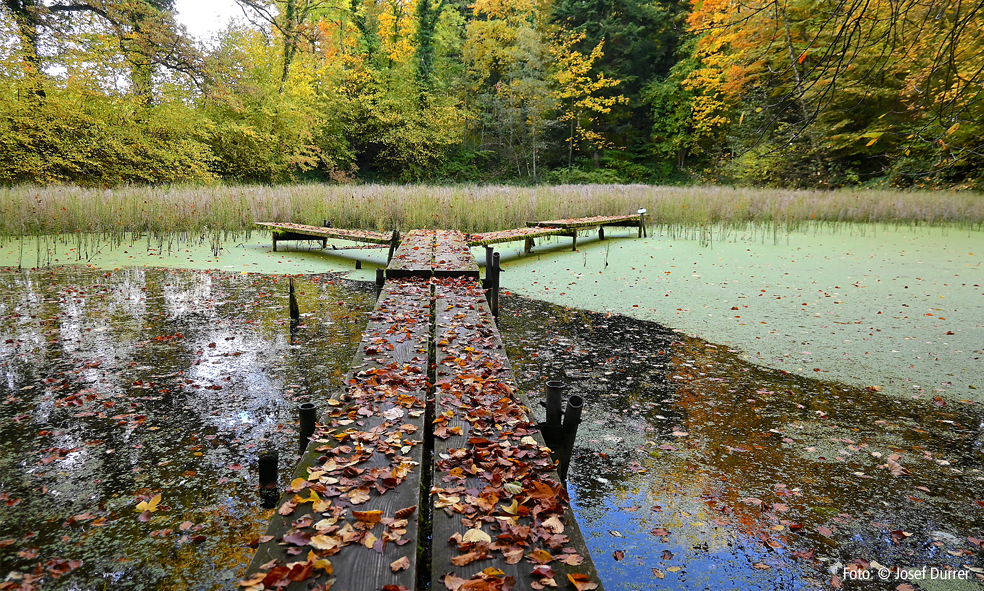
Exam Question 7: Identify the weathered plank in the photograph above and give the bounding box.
[386,229,436,278]
[466,227,570,247]
[433,230,480,277]
[526,214,641,229]
[243,278,431,591]
[429,277,604,591]
[256,222,392,250]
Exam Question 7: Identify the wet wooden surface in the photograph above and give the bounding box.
[244,278,431,591]
[430,277,604,591]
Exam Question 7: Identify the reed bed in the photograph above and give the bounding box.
[2,184,982,248]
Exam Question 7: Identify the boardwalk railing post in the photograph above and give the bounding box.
[638,208,648,238]
[258,450,279,509]
[559,394,584,481]
[375,268,385,299]
[298,402,316,451]
[491,252,501,318]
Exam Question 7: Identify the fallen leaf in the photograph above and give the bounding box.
[613,550,624,561]
[390,556,411,572]
[567,573,599,591]
[462,528,492,544]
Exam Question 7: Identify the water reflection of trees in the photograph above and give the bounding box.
[500,293,984,587]
[0,267,373,589]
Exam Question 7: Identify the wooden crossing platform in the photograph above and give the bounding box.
[256,222,393,252]
[242,228,605,591]
[387,229,479,279]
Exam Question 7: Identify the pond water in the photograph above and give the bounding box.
[0,267,374,590]
[2,246,983,590]
[499,294,984,591]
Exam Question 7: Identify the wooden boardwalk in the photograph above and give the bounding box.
[242,219,624,590]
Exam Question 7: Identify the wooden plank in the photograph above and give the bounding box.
[243,278,431,591]
[387,229,435,278]
[257,222,392,245]
[526,214,640,229]
[433,230,480,277]
[466,227,569,247]
[429,277,604,591]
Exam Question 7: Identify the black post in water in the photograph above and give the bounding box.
[258,450,279,509]
[559,394,584,481]
[544,380,565,427]
[491,252,501,318]
[288,278,300,321]
[355,259,362,270]
[375,269,385,299]
[484,246,494,307]
[298,402,316,451]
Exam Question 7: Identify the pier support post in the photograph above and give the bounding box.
[288,278,300,320]
[599,226,605,241]
[524,237,535,253]
[258,450,279,509]
[559,394,584,481]
[387,230,400,265]
[298,402,316,451]
[638,209,647,238]
[491,252,501,318]
[375,269,385,299]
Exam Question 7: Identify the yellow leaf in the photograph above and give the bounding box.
[946,123,960,135]
[462,528,492,544]
[136,493,161,513]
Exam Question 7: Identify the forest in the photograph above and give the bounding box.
[1,0,982,189]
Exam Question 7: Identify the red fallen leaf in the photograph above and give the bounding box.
[227,463,244,471]
[791,548,815,560]
[383,586,410,591]
[263,566,291,587]
[179,521,194,531]
[191,535,207,544]
[286,561,315,582]
[662,550,674,560]
[138,510,153,522]
[975,500,984,509]
[968,536,983,548]
[612,550,624,561]
[752,562,770,569]
[531,565,555,578]
[502,547,524,564]
[830,574,843,589]
[450,550,485,566]
[650,527,670,537]
[817,526,834,537]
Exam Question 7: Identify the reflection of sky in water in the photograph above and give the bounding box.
[500,293,984,591]
[0,267,372,590]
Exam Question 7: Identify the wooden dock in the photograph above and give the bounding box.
[256,222,394,252]
[241,226,606,591]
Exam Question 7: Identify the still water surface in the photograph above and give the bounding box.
[1,267,982,590]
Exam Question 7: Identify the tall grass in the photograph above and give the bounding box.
[2,184,983,245]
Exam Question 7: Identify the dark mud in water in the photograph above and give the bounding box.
[498,293,984,590]
[0,267,374,590]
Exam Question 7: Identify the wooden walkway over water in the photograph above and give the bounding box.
[241,222,628,590]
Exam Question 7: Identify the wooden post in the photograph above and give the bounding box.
[484,246,494,307]
[355,260,362,270]
[559,394,584,481]
[387,229,400,265]
[524,237,535,253]
[298,402,316,451]
[491,252,501,318]
[375,269,385,299]
[272,234,278,252]
[599,226,605,241]
[571,231,578,251]
[545,380,565,427]
[288,278,300,320]
[258,450,279,509]
[638,210,648,238]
